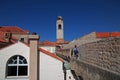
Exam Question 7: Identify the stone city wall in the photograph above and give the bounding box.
[78,37,120,74]
[71,59,120,80]
[57,37,120,80]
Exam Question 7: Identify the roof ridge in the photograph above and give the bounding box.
[0,26,29,33]
[14,26,26,33]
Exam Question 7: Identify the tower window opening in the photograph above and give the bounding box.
[58,24,62,29]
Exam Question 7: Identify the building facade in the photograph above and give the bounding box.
[0,26,65,80]
[0,39,64,80]
[39,41,57,53]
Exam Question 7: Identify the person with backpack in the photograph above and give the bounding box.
[73,45,79,59]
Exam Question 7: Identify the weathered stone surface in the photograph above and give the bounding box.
[71,59,120,80]
[57,37,120,80]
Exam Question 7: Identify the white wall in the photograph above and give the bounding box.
[40,52,64,80]
[0,41,64,80]
[0,42,29,80]
[40,46,56,53]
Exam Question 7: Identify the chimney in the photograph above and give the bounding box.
[29,33,39,80]
[4,32,12,42]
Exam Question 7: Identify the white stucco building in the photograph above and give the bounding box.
[0,17,73,80]
[0,42,29,80]
[0,39,64,80]
[39,41,57,53]
[39,48,64,80]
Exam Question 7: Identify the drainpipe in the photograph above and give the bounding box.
[63,62,66,80]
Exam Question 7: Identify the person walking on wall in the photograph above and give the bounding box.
[73,45,79,59]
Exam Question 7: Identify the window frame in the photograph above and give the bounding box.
[6,55,28,78]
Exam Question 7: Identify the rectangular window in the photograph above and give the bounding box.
[20,38,24,42]
[8,66,17,76]
[18,66,28,76]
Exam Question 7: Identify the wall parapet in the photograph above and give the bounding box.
[71,59,120,80]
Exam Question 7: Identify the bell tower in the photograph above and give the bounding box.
[56,16,64,43]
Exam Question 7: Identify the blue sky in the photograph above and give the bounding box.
[0,0,120,41]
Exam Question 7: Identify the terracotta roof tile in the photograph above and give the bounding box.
[0,26,29,34]
[96,32,110,38]
[0,32,16,49]
[39,40,57,46]
[22,42,63,62]
[96,32,120,38]
[39,48,63,62]
[0,42,15,49]
[111,32,120,37]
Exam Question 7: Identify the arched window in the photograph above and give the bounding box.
[7,55,28,76]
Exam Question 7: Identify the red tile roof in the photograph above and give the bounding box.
[0,31,18,43]
[0,31,16,49]
[0,40,63,62]
[96,32,110,38]
[22,42,63,62]
[111,32,120,37]
[39,40,57,46]
[96,32,120,38]
[39,48,63,62]
[0,42,15,49]
[0,26,29,34]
